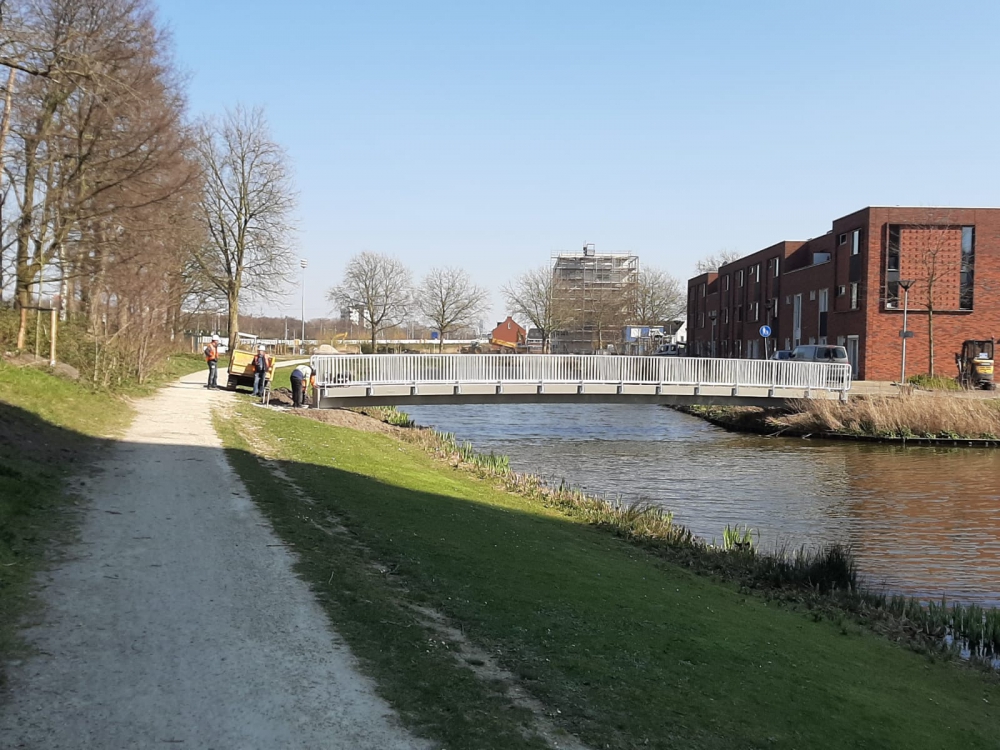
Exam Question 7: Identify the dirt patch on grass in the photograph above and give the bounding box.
[297,407,406,436]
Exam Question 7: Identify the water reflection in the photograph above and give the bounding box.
[404,404,1000,606]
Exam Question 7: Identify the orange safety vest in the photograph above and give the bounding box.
[205,342,218,362]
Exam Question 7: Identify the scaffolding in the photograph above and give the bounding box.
[551,245,639,354]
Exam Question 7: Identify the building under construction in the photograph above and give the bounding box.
[551,244,639,354]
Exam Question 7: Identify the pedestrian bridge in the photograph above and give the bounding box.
[310,354,851,408]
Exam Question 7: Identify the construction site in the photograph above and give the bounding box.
[551,244,639,354]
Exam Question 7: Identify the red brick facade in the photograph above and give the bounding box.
[687,206,1000,380]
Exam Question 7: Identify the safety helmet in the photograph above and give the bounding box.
[258,345,266,351]
[211,334,220,342]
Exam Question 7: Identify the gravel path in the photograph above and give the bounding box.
[0,372,427,750]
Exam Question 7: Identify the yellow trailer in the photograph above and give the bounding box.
[226,337,274,391]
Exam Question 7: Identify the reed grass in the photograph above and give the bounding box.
[352,405,415,427]
[773,394,1000,440]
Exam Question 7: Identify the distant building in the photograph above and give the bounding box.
[686,206,1000,380]
[523,328,544,353]
[490,316,526,351]
[551,244,639,354]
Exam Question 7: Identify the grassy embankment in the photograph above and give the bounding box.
[216,402,1000,750]
[683,393,1000,442]
[0,354,205,672]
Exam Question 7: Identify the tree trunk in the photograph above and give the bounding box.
[0,67,16,294]
[227,291,239,350]
[370,326,377,354]
[927,306,935,377]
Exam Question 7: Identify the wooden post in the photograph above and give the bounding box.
[49,306,58,366]
[17,307,26,349]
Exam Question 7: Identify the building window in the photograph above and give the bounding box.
[961,225,975,310]
[838,233,848,245]
[851,229,861,256]
[886,224,900,308]
[785,295,791,305]
[722,308,729,324]
[770,298,778,316]
[785,338,791,350]
[723,275,730,291]
[773,258,780,277]
[699,312,705,328]
[751,301,759,321]
[737,270,744,287]
[754,264,760,282]
[735,306,743,322]
[837,285,846,297]
[850,282,859,310]
[809,290,816,301]
[700,283,706,298]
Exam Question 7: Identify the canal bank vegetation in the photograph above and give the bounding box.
[679,392,1000,442]
[217,402,1000,750]
[417,422,1000,664]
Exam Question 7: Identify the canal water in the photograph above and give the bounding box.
[404,404,1000,607]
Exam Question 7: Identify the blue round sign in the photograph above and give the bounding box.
[759,325,772,338]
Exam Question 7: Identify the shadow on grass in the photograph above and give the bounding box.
[3,399,999,750]
[219,412,1000,750]
[0,402,113,680]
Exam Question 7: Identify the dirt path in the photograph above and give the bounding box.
[0,372,428,750]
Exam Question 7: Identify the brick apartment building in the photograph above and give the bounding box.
[686,206,1000,380]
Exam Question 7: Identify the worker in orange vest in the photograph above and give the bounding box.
[204,334,220,389]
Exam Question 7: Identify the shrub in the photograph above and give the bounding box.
[908,374,962,391]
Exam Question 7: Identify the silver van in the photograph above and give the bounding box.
[791,344,849,364]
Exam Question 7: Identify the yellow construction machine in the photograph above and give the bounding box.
[956,339,995,390]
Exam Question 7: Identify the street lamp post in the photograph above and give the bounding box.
[300,258,308,352]
[899,279,915,384]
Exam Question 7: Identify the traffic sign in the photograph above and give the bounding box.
[759,325,772,338]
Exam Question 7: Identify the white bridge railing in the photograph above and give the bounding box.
[311,354,851,396]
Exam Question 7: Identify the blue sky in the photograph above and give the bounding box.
[161,0,1000,323]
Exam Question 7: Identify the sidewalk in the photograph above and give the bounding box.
[0,372,426,749]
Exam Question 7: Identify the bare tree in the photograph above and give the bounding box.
[904,224,966,376]
[634,268,686,325]
[328,251,412,353]
[695,249,742,274]
[4,0,199,353]
[416,267,489,351]
[192,105,296,345]
[502,265,572,353]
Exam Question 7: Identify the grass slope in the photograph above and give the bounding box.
[218,403,1000,750]
[0,363,128,670]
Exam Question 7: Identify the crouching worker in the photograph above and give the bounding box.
[252,345,272,398]
[290,363,313,408]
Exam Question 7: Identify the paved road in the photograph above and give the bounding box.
[0,372,426,750]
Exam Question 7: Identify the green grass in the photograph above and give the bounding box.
[217,403,1000,750]
[0,362,126,675]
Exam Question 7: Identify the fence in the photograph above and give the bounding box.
[311,354,852,396]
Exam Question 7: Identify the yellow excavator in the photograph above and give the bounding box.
[956,339,995,390]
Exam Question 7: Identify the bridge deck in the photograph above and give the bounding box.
[309,354,851,408]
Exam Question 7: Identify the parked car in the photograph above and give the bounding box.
[771,350,793,361]
[653,343,687,357]
[790,344,849,364]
